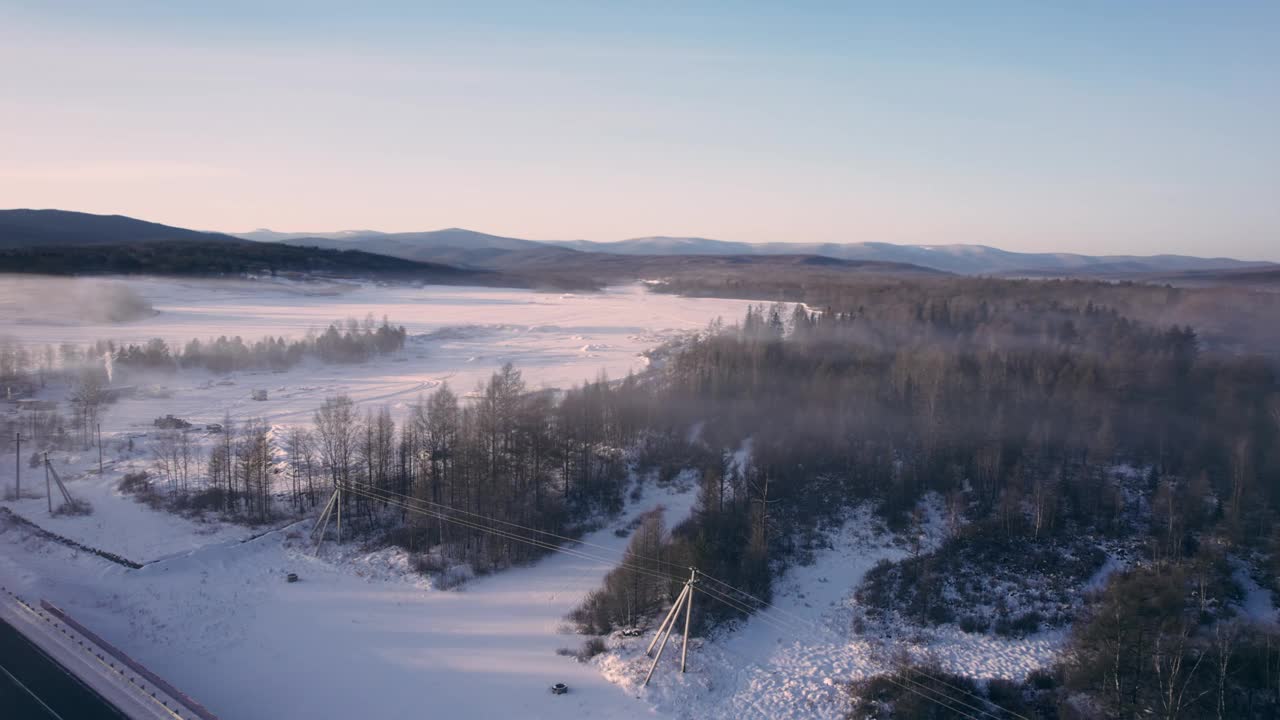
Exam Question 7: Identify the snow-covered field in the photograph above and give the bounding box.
[2,277,754,431]
[596,500,1065,720]
[1,475,702,719]
[0,480,1065,720]
[0,278,1068,719]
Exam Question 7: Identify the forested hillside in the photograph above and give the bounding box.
[0,240,498,281]
[655,273,1280,361]
[640,281,1279,718]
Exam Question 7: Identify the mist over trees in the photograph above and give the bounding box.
[639,285,1278,718]
[108,316,409,374]
[5,271,1278,717]
[3,316,408,389]
[653,273,1280,361]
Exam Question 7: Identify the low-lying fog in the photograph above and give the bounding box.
[0,275,157,326]
[1,274,754,429]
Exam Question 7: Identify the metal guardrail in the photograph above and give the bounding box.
[38,600,220,720]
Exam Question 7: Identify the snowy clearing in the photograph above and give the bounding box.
[3,278,754,436]
[598,501,1065,720]
[0,277,752,396]
[0,475,701,720]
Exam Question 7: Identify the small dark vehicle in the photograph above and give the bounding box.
[286,572,299,583]
[550,683,568,695]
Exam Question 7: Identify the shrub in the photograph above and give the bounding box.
[577,637,607,661]
[52,498,93,516]
[118,471,151,494]
[857,524,1107,636]
[185,488,228,512]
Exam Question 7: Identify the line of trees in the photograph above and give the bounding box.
[311,364,648,571]
[108,316,408,375]
[1,316,407,387]
[0,316,406,459]
[131,361,659,555]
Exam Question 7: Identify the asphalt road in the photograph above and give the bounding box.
[0,616,125,720]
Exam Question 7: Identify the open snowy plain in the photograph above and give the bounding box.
[0,277,754,426]
[1,277,1063,719]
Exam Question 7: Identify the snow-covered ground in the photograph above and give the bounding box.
[2,444,254,563]
[4,278,753,435]
[1233,557,1279,628]
[0,475,701,720]
[0,469,1066,720]
[1,277,752,392]
[597,500,1064,720]
[0,278,1072,719]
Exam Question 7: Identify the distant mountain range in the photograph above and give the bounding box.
[242,227,1274,277]
[1,208,243,248]
[0,210,499,284]
[1,210,1274,289]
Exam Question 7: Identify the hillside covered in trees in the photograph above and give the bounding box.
[0,239,504,283]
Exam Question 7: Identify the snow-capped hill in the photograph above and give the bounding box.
[228,221,1275,277]
[236,228,389,242]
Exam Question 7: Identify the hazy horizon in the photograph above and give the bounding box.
[220,223,1274,261]
[3,2,1278,260]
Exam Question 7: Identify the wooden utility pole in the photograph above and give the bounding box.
[680,568,696,673]
[646,584,688,655]
[643,585,688,687]
[311,487,340,554]
[97,423,103,476]
[44,452,51,513]
[644,568,699,686]
[14,432,19,499]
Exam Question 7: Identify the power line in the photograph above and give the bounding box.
[692,584,803,635]
[354,484,831,639]
[342,481,692,589]
[338,483,684,588]
[341,484,805,641]
[693,569,1028,719]
[332,480,1030,719]
[895,670,1010,720]
[346,481,695,574]
[880,674,989,720]
[690,578,1020,720]
[341,482,672,579]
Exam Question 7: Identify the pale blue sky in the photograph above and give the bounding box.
[2,2,1277,258]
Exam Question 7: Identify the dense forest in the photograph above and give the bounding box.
[0,239,492,282]
[654,272,1280,361]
